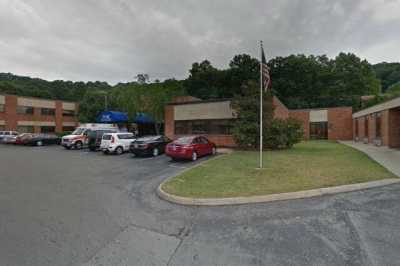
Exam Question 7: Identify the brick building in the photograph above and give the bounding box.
[0,94,78,134]
[352,96,400,148]
[165,96,353,147]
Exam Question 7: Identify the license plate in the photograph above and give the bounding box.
[134,144,138,148]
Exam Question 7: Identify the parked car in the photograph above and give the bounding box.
[88,129,119,151]
[23,134,61,146]
[100,132,136,155]
[0,131,19,142]
[61,124,119,150]
[165,136,217,161]
[14,133,35,145]
[1,135,18,144]
[130,135,171,157]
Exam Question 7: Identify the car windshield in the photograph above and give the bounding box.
[102,134,112,140]
[137,136,161,142]
[71,128,85,135]
[175,137,193,145]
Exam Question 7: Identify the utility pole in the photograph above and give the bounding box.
[259,40,263,169]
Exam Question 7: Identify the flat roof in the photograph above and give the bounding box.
[0,93,77,103]
[167,98,232,106]
[353,96,400,118]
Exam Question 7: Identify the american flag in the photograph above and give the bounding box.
[261,44,271,91]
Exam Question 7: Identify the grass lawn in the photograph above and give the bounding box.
[162,141,397,198]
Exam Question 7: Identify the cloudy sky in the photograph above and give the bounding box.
[0,0,399,84]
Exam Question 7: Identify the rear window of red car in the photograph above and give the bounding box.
[175,137,194,145]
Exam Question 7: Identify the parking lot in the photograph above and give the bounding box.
[1,145,400,266]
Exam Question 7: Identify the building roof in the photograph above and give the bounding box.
[353,96,400,118]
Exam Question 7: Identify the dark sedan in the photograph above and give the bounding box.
[130,135,171,157]
[23,134,61,146]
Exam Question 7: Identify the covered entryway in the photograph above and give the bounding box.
[309,110,328,140]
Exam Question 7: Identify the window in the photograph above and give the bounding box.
[0,126,5,131]
[0,104,4,113]
[174,119,234,135]
[375,112,381,138]
[17,126,34,133]
[62,126,75,132]
[17,106,34,115]
[117,133,134,139]
[199,137,209,144]
[41,126,55,133]
[41,108,55,116]
[310,122,328,140]
[63,110,75,117]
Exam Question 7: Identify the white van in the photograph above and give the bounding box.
[0,131,19,142]
[100,132,135,155]
[61,124,119,149]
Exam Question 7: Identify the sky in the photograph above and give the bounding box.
[0,0,399,84]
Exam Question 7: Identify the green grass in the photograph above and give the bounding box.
[162,141,397,198]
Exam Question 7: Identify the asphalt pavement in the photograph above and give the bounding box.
[0,144,399,266]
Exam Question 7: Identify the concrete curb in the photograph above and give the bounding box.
[157,179,400,206]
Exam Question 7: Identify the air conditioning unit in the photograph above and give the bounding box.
[363,137,369,144]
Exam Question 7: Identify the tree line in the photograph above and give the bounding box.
[1,53,399,122]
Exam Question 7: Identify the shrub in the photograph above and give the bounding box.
[265,118,303,149]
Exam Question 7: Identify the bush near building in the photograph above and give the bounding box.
[231,81,303,150]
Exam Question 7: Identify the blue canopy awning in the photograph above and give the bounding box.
[133,112,155,124]
[96,111,129,123]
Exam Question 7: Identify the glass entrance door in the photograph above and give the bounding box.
[310,122,328,140]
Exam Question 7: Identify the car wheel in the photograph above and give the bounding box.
[152,148,159,157]
[191,151,198,161]
[36,140,43,146]
[212,146,217,155]
[74,141,83,150]
[115,146,123,155]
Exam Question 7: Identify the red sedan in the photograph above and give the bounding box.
[165,136,217,161]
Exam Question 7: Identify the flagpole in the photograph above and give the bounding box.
[259,40,263,169]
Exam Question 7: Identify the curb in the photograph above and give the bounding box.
[157,178,400,206]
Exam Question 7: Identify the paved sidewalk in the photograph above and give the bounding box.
[340,141,400,177]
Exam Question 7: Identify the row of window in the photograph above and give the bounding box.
[9,126,75,133]
[0,105,75,116]
[175,119,234,135]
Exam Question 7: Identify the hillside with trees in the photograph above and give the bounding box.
[1,52,398,123]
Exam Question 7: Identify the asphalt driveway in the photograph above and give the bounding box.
[0,145,400,266]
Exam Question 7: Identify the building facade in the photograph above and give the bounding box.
[0,94,78,133]
[165,96,353,147]
[352,96,400,148]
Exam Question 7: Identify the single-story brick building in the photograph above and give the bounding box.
[352,96,400,148]
[165,96,354,147]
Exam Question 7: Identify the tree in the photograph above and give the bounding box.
[185,60,221,99]
[373,62,400,92]
[135,74,149,84]
[231,80,274,149]
[77,91,108,123]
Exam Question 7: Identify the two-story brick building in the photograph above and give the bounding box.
[165,96,354,147]
[0,94,79,133]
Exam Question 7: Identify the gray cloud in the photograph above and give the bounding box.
[0,0,399,84]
